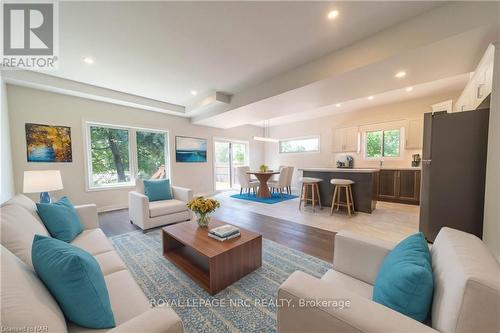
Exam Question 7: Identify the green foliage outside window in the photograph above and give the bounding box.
[90,126,130,186]
[365,129,400,158]
[137,131,166,179]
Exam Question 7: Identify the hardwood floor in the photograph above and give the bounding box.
[99,207,335,262]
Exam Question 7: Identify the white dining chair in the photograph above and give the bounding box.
[236,166,259,195]
[285,166,294,195]
[268,167,289,198]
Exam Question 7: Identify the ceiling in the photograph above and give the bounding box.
[48,1,440,107]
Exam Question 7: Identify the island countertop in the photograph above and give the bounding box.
[298,167,379,173]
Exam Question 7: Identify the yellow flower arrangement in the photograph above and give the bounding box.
[187,196,220,227]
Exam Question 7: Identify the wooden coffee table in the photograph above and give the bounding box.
[162,219,262,295]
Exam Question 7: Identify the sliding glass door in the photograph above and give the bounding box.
[214,139,249,191]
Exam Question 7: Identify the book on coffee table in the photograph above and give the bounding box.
[208,231,241,242]
[209,224,240,238]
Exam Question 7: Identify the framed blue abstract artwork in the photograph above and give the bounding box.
[175,136,207,163]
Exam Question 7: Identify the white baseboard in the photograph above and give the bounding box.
[97,204,128,213]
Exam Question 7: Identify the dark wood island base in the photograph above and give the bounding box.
[301,169,379,213]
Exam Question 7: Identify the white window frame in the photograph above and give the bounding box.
[212,137,250,192]
[84,121,170,191]
[362,127,405,161]
[278,135,320,154]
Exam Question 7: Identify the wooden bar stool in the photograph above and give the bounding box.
[330,179,355,216]
[299,177,323,212]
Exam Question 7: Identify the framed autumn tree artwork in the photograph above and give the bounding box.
[25,123,73,162]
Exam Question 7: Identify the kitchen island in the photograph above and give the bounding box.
[299,168,379,213]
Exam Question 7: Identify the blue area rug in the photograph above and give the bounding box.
[110,229,331,333]
[230,192,298,204]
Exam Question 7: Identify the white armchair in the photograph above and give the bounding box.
[277,228,500,333]
[129,179,193,230]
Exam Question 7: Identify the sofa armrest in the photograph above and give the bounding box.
[75,204,99,230]
[277,271,437,333]
[171,186,193,203]
[108,308,183,333]
[333,231,394,285]
[128,191,149,228]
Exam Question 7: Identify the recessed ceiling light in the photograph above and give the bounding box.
[395,71,407,78]
[336,103,341,107]
[190,90,198,96]
[327,10,339,20]
[83,57,94,64]
[405,87,414,92]
[368,96,374,100]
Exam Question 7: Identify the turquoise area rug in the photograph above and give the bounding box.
[110,229,331,333]
[230,193,298,204]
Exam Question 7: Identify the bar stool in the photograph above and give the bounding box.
[330,179,355,216]
[299,177,323,212]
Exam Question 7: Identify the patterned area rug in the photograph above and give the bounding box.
[230,193,298,204]
[110,229,331,333]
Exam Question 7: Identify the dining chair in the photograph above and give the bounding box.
[268,167,289,198]
[285,166,294,195]
[236,166,259,195]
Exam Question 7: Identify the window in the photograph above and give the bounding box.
[86,123,168,190]
[365,129,400,158]
[279,136,320,154]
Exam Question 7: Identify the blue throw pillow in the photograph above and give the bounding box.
[373,232,434,322]
[36,196,83,242]
[32,235,115,329]
[143,179,172,202]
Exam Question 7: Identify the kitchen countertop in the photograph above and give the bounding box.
[298,167,421,172]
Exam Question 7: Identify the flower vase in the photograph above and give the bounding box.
[196,213,211,228]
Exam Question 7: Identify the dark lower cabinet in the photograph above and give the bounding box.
[377,169,420,205]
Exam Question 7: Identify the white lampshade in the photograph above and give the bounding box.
[23,170,63,193]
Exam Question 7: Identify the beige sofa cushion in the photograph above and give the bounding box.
[1,246,68,333]
[0,204,49,268]
[5,194,43,223]
[68,270,150,333]
[321,269,374,299]
[431,227,500,333]
[71,229,114,255]
[149,199,187,218]
[94,251,128,276]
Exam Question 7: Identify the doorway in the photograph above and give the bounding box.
[214,139,249,191]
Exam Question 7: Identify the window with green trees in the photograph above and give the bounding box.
[87,123,168,189]
[365,129,400,158]
[279,136,320,153]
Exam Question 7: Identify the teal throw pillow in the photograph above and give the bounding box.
[143,179,172,202]
[36,196,83,242]
[32,235,115,329]
[373,232,434,322]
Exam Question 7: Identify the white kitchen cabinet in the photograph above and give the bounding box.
[332,127,359,153]
[454,44,494,112]
[431,100,453,113]
[405,119,423,149]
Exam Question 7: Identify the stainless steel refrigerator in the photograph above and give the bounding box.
[419,108,489,242]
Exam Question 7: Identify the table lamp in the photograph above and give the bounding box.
[23,170,63,203]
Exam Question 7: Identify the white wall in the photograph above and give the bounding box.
[0,79,15,203]
[265,91,460,188]
[7,85,264,211]
[482,42,500,261]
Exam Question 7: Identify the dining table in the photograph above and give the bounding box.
[246,170,280,198]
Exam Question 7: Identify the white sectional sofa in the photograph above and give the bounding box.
[128,180,192,230]
[0,194,183,333]
[277,228,500,333]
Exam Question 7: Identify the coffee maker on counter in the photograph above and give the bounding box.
[412,154,421,167]
[336,155,354,168]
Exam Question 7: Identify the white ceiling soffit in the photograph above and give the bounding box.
[193,2,500,128]
[262,73,470,127]
[1,70,185,116]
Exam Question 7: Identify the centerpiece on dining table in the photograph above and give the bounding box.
[187,196,220,227]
